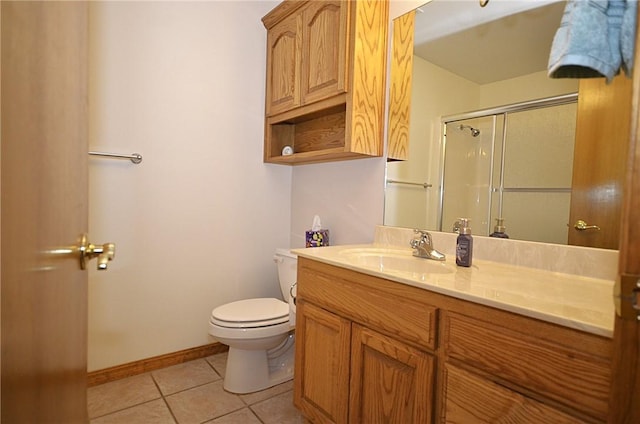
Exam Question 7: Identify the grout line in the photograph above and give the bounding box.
[148,372,180,424]
[90,353,303,424]
[88,397,164,422]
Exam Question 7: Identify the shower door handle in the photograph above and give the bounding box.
[574,220,601,231]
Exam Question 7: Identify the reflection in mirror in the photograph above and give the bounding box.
[384,0,585,245]
[440,95,577,244]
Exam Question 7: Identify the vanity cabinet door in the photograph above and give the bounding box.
[300,0,348,106]
[349,324,435,423]
[443,312,611,421]
[442,365,585,424]
[294,301,351,424]
[265,10,301,116]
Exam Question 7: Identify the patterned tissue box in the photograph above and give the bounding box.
[305,230,329,247]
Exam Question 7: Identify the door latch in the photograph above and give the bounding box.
[614,274,640,321]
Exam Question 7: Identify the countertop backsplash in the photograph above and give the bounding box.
[374,225,619,281]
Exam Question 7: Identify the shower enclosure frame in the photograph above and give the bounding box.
[438,92,578,235]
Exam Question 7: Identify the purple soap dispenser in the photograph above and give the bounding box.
[455,218,473,267]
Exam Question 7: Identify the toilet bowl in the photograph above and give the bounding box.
[208,248,297,394]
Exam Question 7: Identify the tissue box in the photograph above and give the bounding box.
[305,230,329,247]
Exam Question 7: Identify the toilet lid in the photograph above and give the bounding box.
[211,298,289,328]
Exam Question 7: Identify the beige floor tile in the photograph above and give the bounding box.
[90,399,175,424]
[205,352,227,378]
[240,380,294,405]
[152,358,221,395]
[206,407,262,424]
[165,380,245,424]
[87,373,161,419]
[250,390,307,424]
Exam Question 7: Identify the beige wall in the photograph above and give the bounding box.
[385,56,479,230]
[478,70,577,108]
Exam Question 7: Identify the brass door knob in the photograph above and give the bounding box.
[43,234,115,271]
[574,220,601,231]
[78,234,116,270]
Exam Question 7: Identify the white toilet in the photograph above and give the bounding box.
[208,248,297,394]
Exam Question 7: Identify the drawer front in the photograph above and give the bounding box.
[298,259,437,351]
[442,365,586,424]
[443,313,610,421]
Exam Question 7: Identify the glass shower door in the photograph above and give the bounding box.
[441,116,497,235]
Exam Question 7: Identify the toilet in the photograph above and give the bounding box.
[208,248,297,394]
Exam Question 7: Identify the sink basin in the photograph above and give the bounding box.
[338,247,453,277]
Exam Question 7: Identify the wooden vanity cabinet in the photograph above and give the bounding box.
[294,257,613,423]
[262,0,388,165]
[295,257,438,423]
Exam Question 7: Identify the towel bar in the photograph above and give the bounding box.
[89,151,142,164]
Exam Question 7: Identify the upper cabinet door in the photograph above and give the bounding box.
[265,11,301,116]
[300,1,348,106]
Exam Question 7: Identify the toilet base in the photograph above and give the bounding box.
[223,332,295,394]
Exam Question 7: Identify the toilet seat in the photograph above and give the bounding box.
[211,298,289,329]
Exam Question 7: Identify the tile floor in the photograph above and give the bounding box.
[87,352,308,423]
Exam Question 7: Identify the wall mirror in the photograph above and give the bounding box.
[384,0,630,250]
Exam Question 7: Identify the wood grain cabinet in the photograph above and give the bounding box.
[295,301,436,424]
[294,258,439,423]
[294,257,612,423]
[350,324,435,423]
[441,365,585,423]
[262,0,388,165]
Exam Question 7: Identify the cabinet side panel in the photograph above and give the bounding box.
[387,10,414,161]
[346,0,389,156]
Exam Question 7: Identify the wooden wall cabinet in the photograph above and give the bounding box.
[294,257,612,423]
[262,0,388,165]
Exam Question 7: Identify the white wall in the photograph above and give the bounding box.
[290,158,386,248]
[88,1,288,371]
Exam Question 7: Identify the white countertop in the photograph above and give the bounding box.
[293,244,615,338]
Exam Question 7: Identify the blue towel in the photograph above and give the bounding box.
[548,0,637,82]
[622,0,638,74]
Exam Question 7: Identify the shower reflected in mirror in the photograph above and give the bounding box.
[439,95,577,243]
[458,124,480,137]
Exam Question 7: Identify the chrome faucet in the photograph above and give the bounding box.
[410,229,446,261]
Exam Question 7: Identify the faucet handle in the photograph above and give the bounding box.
[412,229,432,244]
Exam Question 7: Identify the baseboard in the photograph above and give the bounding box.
[87,342,228,387]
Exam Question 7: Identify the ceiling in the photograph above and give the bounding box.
[413,0,566,84]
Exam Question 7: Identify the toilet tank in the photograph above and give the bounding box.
[274,248,297,302]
